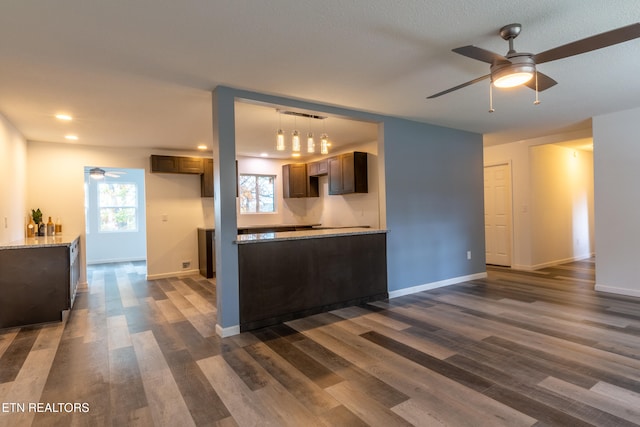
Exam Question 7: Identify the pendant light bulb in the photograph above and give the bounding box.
[320,134,329,155]
[276,110,285,151]
[307,132,315,153]
[292,130,301,153]
[276,129,285,151]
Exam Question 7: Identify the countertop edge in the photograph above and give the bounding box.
[235,228,387,244]
[0,235,79,250]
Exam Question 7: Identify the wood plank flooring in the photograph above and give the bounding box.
[1,258,640,426]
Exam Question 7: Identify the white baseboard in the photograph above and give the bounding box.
[388,272,487,299]
[595,284,640,298]
[216,323,240,337]
[511,264,536,271]
[146,268,201,280]
[514,253,594,271]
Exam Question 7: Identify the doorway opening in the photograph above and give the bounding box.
[83,167,147,272]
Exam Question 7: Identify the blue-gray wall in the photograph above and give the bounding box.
[383,118,485,291]
[212,86,485,332]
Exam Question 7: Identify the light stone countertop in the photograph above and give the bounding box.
[0,235,79,250]
[235,227,386,244]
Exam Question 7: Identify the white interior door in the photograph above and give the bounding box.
[484,164,512,266]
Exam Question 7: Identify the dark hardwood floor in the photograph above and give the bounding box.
[1,258,640,426]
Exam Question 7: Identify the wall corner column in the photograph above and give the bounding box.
[212,86,240,335]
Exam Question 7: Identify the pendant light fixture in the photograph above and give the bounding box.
[275,111,285,151]
[274,109,329,156]
[307,132,315,153]
[292,130,301,153]
[307,117,315,153]
[320,116,329,155]
[320,133,329,155]
[291,116,301,153]
[276,129,285,151]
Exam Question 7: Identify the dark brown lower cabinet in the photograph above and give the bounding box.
[0,237,80,329]
[238,232,387,331]
[197,228,215,278]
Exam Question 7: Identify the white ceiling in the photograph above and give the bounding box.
[1,1,639,156]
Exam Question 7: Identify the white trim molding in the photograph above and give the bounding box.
[595,284,640,298]
[513,253,594,271]
[146,269,200,280]
[388,272,487,299]
[216,323,240,338]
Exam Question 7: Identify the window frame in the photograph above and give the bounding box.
[238,173,277,215]
[97,181,139,233]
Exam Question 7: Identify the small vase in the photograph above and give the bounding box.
[37,223,46,236]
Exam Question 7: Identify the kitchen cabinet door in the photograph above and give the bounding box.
[328,156,343,195]
[341,152,356,193]
[151,155,180,173]
[307,160,328,176]
[283,163,308,198]
[179,157,204,174]
[201,158,214,197]
[328,152,368,195]
[151,155,204,174]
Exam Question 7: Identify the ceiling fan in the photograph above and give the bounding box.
[87,167,127,180]
[427,22,640,99]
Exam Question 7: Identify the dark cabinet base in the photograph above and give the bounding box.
[197,228,215,278]
[238,232,387,331]
[0,240,79,329]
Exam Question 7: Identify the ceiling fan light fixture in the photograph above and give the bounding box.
[89,167,105,180]
[492,63,535,88]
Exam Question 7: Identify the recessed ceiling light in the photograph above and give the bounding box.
[65,135,78,141]
[197,144,208,150]
[260,153,269,157]
[292,153,301,158]
[55,114,73,121]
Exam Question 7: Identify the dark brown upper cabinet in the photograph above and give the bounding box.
[307,159,328,177]
[328,151,368,195]
[151,155,203,174]
[201,158,214,197]
[151,155,212,198]
[282,163,309,198]
[179,157,204,174]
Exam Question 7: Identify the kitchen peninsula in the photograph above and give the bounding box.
[0,235,80,329]
[236,227,387,331]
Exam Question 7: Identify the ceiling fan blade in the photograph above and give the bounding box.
[452,45,509,64]
[523,71,558,91]
[427,74,491,99]
[533,22,640,64]
[104,172,121,178]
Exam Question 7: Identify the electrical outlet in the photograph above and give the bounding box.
[182,261,191,269]
[467,251,472,260]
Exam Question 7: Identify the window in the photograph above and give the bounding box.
[98,182,138,232]
[239,174,276,214]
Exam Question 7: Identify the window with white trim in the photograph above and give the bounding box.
[98,182,138,232]
[239,174,276,214]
